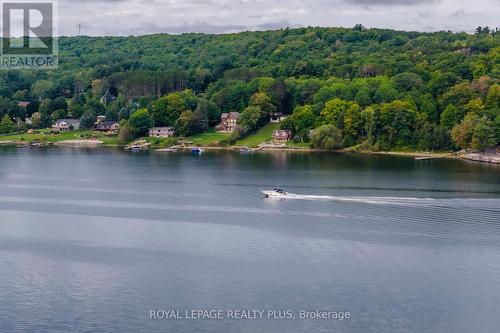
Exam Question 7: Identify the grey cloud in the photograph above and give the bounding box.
[119,22,247,35]
[57,0,500,36]
[257,20,296,31]
[162,22,247,34]
[450,9,482,17]
[346,0,439,5]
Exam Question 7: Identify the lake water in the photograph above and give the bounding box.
[0,147,499,333]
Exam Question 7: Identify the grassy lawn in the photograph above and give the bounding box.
[236,123,280,147]
[0,130,120,145]
[186,129,231,146]
[140,136,177,148]
[287,141,310,148]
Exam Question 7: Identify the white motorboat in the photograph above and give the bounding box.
[262,188,289,198]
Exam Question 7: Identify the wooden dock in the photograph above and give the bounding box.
[415,156,440,160]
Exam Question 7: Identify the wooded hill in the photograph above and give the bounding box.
[1,25,498,150]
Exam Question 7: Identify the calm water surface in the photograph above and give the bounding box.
[0,147,499,333]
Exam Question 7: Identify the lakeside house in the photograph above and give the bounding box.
[272,130,293,143]
[52,119,81,131]
[94,116,119,134]
[216,112,240,133]
[270,112,287,123]
[100,89,116,106]
[149,127,175,138]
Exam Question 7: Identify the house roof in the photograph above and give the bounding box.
[55,118,80,125]
[18,101,30,108]
[150,127,174,131]
[101,120,119,127]
[101,89,116,103]
[221,112,240,119]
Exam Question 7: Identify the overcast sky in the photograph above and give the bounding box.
[57,0,500,36]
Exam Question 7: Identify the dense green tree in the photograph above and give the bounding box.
[105,93,126,121]
[393,72,424,92]
[464,98,486,116]
[440,104,463,129]
[320,98,362,132]
[0,114,16,134]
[471,116,496,149]
[372,78,398,103]
[68,100,84,119]
[83,99,106,117]
[248,92,276,127]
[485,84,500,110]
[49,97,68,113]
[354,88,372,107]
[238,106,262,133]
[418,94,438,122]
[361,106,378,145]
[193,100,209,133]
[494,114,500,145]
[379,100,417,147]
[80,111,96,130]
[428,72,460,96]
[175,111,196,136]
[0,97,20,119]
[310,125,343,150]
[38,99,50,114]
[290,105,316,138]
[31,80,54,100]
[51,109,67,121]
[209,81,250,114]
[416,122,451,151]
[117,120,132,144]
[36,111,52,129]
[451,113,479,149]
[151,92,192,127]
[129,108,153,137]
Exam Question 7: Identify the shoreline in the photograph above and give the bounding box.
[355,150,458,159]
[3,138,499,164]
[0,140,464,157]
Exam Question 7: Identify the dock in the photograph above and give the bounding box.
[415,156,440,160]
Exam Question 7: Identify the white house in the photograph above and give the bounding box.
[270,112,287,123]
[149,127,175,138]
[52,119,81,131]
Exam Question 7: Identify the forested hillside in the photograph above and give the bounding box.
[1,25,499,150]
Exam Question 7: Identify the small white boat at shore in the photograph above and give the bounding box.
[125,140,150,151]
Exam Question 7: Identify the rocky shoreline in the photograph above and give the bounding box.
[461,152,500,164]
[55,140,104,147]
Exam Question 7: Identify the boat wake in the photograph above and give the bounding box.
[269,192,500,209]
